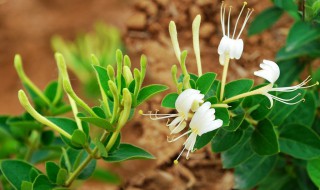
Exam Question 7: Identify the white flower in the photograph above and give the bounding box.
[218,2,253,65]
[170,102,223,163]
[140,89,204,134]
[254,60,319,107]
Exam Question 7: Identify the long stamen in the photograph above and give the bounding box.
[170,120,185,134]
[237,8,254,39]
[228,6,232,37]
[232,2,247,39]
[271,76,318,92]
[220,1,226,36]
[174,146,186,165]
[139,110,178,120]
[167,130,191,142]
[186,138,196,160]
[269,94,305,105]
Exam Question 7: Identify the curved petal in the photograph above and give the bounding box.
[199,119,223,135]
[265,93,274,108]
[184,133,197,151]
[254,70,277,84]
[233,39,244,59]
[218,36,230,55]
[175,89,202,116]
[263,60,280,81]
[219,53,227,65]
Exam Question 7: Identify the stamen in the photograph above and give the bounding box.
[174,146,186,164]
[269,94,305,105]
[237,8,254,39]
[220,1,226,36]
[167,130,191,142]
[271,76,318,92]
[140,110,178,120]
[228,6,232,37]
[232,1,247,39]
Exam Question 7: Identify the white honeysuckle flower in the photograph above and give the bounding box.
[254,60,319,107]
[140,89,204,134]
[169,102,223,163]
[218,1,254,65]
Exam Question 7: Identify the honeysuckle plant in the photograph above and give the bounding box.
[51,22,123,98]
[142,1,320,189]
[0,50,167,189]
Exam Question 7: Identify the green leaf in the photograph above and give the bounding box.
[71,129,87,147]
[137,84,168,106]
[268,89,306,126]
[7,117,42,130]
[77,115,114,132]
[221,128,255,168]
[276,59,305,86]
[103,143,154,162]
[46,161,60,183]
[286,21,320,51]
[211,129,244,153]
[248,6,283,36]
[279,124,320,160]
[224,112,245,131]
[234,155,278,189]
[93,65,110,96]
[215,108,230,127]
[92,106,106,119]
[56,168,68,185]
[224,79,253,108]
[196,72,217,95]
[194,130,218,150]
[307,158,320,187]
[46,117,80,149]
[91,169,121,185]
[161,93,178,108]
[21,181,33,190]
[276,40,320,61]
[251,119,279,155]
[0,160,42,190]
[44,81,61,103]
[33,175,54,190]
[283,91,317,128]
[274,0,299,19]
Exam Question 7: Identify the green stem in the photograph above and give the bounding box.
[105,131,119,152]
[223,84,271,104]
[211,103,229,108]
[220,56,230,101]
[24,130,39,161]
[65,131,109,187]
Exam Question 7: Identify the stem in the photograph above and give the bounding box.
[223,84,272,104]
[68,95,83,131]
[24,130,39,161]
[220,56,230,101]
[105,131,119,152]
[65,131,109,187]
[211,103,229,108]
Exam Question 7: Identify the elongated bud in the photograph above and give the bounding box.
[56,53,98,117]
[183,74,191,89]
[116,49,123,94]
[117,89,132,130]
[133,68,142,100]
[123,66,134,86]
[171,65,178,87]
[108,80,120,123]
[107,65,115,81]
[180,50,189,77]
[91,54,100,66]
[169,21,181,63]
[177,82,183,94]
[18,90,72,139]
[124,55,131,68]
[140,55,147,81]
[15,54,51,106]
[192,15,202,76]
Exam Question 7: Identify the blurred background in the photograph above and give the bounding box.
[0,0,297,189]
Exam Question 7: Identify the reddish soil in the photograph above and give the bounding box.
[0,0,293,189]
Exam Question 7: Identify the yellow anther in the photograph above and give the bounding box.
[138,110,143,115]
[244,1,247,5]
[174,160,179,165]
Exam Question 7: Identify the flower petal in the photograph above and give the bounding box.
[233,39,244,59]
[199,119,223,135]
[218,36,230,55]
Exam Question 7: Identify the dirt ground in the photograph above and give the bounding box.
[0,0,292,189]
